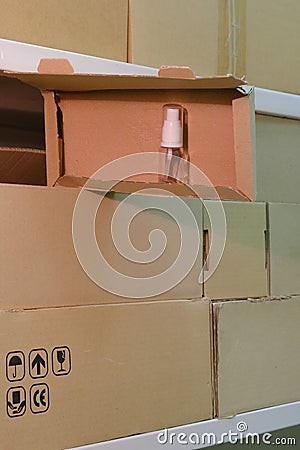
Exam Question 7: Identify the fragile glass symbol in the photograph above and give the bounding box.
[9,356,22,378]
[56,350,66,372]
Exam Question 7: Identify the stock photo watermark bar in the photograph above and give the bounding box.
[157,421,297,446]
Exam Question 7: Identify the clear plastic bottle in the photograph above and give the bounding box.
[160,104,188,183]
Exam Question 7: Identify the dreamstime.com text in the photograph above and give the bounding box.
[157,422,297,446]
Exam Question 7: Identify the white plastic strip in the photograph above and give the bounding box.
[68,401,300,450]
[255,87,300,120]
[0,38,158,75]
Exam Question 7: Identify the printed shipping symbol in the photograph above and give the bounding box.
[32,354,46,376]
[30,383,50,414]
[9,356,22,378]
[29,349,48,379]
[6,387,26,418]
[6,351,25,382]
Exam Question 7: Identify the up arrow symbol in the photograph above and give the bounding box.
[32,353,46,376]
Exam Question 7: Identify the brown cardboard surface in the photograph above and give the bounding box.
[0,184,203,308]
[129,0,300,94]
[0,298,212,450]
[0,0,128,61]
[204,201,268,299]
[129,0,220,75]
[0,148,46,185]
[255,115,300,204]
[245,0,300,94]
[268,203,300,296]
[213,297,300,418]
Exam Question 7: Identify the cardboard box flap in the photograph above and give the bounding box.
[56,175,249,201]
[2,71,246,92]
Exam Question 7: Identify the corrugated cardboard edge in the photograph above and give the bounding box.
[42,91,62,185]
[232,92,255,200]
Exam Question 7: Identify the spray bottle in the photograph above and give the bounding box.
[160,104,188,183]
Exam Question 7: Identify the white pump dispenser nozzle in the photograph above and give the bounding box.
[161,107,183,148]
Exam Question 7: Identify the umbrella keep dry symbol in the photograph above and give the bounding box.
[9,356,22,378]
[6,351,25,382]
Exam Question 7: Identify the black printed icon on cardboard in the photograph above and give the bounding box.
[52,346,71,376]
[30,383,50,414]
[6,351,25,382]
[29,348,48,379]
[6,386,26,418]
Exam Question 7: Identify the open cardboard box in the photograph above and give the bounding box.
[1,59,255,201]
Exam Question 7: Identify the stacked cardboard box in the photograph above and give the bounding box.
[0,62,299,449]
[1,1,299,94]
[128,0,300,94]
[0,0,128,62]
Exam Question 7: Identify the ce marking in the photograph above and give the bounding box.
[30,383,50,414]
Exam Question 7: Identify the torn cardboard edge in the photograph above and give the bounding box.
[211,295,294,305]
